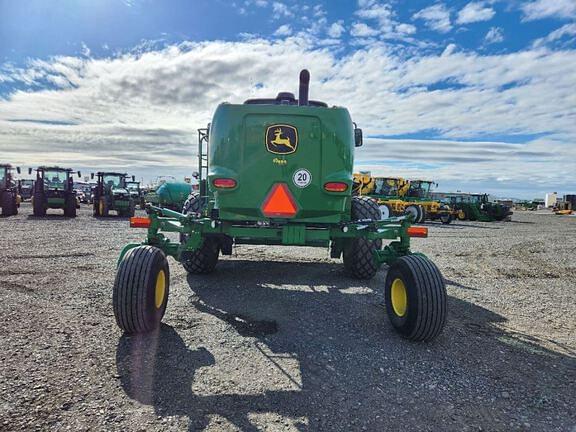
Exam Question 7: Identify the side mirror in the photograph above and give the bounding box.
[91,173,94,180]
[77,171,82,178]
[16,167,21,174]
[192,171,200,179]
[28,168,32,175]
[354,128,363,147]
[132,175,135,181]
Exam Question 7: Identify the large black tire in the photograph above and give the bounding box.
[384,255,447,342]
[32,194,46,216]
[343,196,382,280]
[1,191,17,216]
[418,205,426,223]
[64,196,77,218]
[127,201,136,218]
[113,246,170,334]
[440,213,452,224]
[98,198,109,217]
[180,193,220,274]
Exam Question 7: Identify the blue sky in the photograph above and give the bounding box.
[0,0,575,198]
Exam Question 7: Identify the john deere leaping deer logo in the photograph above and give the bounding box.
[265,124,298,154]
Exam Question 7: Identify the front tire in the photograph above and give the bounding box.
[379,203,392,220]
[404,204,422,224]
[64,196,77,217]
[32,194,46,216]
[1,191,17,216]
[384,255,447,342]
[343,196,382,280]
[113,246,170,334]
[440,214,452,224]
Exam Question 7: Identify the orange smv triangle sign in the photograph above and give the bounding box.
[262,183,298,218]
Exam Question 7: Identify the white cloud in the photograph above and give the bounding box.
[350,22,380,37]
[355,1,418,40]
[327,21,345,38]
[271,1,293,18]
[273,24,292,37]
[532,23,576,47]
[413,4,452,33]
[0,38,575,195]
[522,0,576,21]
[485,27,504,44]
[457,2,495,24]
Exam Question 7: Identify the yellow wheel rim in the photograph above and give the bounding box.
[154,270,166,309]
[457,210,465,220]
[391,278,408,317]
[99,199,104,215]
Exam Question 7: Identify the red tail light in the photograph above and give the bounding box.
[130,217,151,228]
[213,178,237,189]
[324,182,348,192]
[407,227,428,238]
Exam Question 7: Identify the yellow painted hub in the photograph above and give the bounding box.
[391,278,408,317]
[155,270,166,309]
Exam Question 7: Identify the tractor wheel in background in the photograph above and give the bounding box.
[440,214,452,224]
[404,204,422,224]
[128,202,136,218]
[180,192,220,274]
[384,254,447,342]
[64,196,77,218]
[5,191,16,215]
[32,194,46,217]
[343,196,382,280]
[113,245,170,334]
[457,210,466,221]
[99,198,109,217]
[379,203,392,220]
[417,205,427,223]
[1,191,17,216]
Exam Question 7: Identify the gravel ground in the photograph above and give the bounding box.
[1,204,575,432]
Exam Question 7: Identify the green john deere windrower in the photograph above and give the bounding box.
[113,70,447,342]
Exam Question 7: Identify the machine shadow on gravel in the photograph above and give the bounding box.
[116,259,576,431]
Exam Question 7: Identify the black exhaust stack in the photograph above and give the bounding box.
[298,69,310,106]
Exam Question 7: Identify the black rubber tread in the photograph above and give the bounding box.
[113,246,170,334]
[33,194,46,216]
[417,205,426,223]
[343,196,382,280]
[1,191,17,216]
[64,196,77,217]
[100,198,109,217]
[440,214,452,224]
[180,193,220,274]
[128,202,136,218]
[384,255,446,342]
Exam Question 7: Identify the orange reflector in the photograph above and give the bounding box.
[324,182,348,192]
[130,217,151,228]
[407,226,428,238]
[262,183,298,218]
[213,178,237,189]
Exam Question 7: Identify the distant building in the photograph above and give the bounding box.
[545,192,557,208]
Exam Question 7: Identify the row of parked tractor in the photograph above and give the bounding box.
[0,164,195,218]
[352,172,513,224]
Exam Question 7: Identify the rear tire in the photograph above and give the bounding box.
[113,246,170,334]
[1,191,17,216]
[440,214,452,224]
[64,196,77,217]
[343,196,382,280]
[99,198,109,217]
[33,194,46,216]
[384,255,447,342]
[417,205,426,223]
[180,193,220,274]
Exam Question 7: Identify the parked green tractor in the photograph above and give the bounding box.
[450,193,512,222]
[0,164,20,216]
[92,172,136,217]
[113,70,447,342]
[30,166,81,217]
[144,176,192,211]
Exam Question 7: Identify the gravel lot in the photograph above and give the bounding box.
[1,204,575,431]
